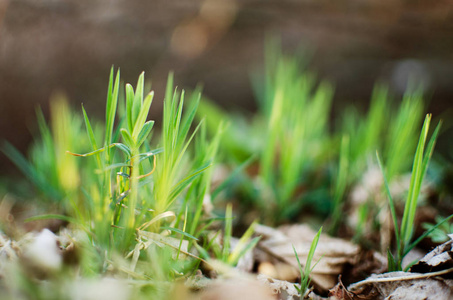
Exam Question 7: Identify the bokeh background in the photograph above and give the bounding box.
[1,0,453,173]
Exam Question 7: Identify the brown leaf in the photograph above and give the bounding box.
[257,274,300,300]
[386,278,453,300]
[201,277,276,300]
[347,270,453,300]
[255,224,360,291]
[410,235,453,274]
[329,276,375,300]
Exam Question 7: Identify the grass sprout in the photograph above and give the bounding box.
[329,135,349,235]
[2,43,453,300]
[293,227,322,299]
[196,203,261,267]
[377,114,442,271]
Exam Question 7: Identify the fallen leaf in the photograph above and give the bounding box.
[257,274,300,300]
[346,269,453,300]
[255,224,360,291]
[410,234,453,273]
[202,277,276,300]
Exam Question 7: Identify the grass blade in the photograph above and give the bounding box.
[376,151,401,251]
[25,214,76,223]
[405,213,453,257]
[125,83,135,133]
[120,128,135,149]
[222,204,233,262]
[136,120,155,149]
[160,226,199,241]
[132,91,154,139]
[212,155,256,200]
[420,120,442,180]
[304,227,322,281]
[401,114,431,245]
[228,221,260,265]
[168,162,211,207]
[132,72,145,126]
[82,104,101,168]
[105,68,120,159]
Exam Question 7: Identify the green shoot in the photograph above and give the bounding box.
[422,216,453,243]
[293,227,322,299]
[258,52,333,224]
[153,73,205,218]
[329,135,349,235]
[197,203,260,268]
[378,114,442,271]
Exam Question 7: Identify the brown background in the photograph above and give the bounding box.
[1,0,453,173]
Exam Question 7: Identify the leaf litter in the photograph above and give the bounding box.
[328,235,453,300]
[4,216,453,300]
[202,224,453,300]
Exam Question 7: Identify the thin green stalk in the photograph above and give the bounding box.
[379,114,442,271]
[293,227,322,299]
[330,135,349,235]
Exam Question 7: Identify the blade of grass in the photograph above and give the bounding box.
[405,213,453,257]
[211,154,255,200]
[105,67,120,160]
[222,204,233,262]
[228,221,260,265]
[82,104,101,169]
[132,91,154,139]
[132,72,145,127]
[136,120,155,149]
[125,83,135,133]
[401,115,431,246]
[376,151,401,253]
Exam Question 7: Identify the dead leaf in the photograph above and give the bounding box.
[386,278,453,300]
[410,234,453,273]
[201,277,276,300]
[329,276,372,300]
[258,261,300,281]
[255,224,360,291]
[347,269,453,300]
[257,274,300,300]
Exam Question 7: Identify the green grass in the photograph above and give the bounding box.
[195,42,430,233]
[293,227,322,299]
[2,97,90,204]
[197,43,334,225]
[1,44,452,299]
[3,68,230,283]
[258,55,333,223]
[377,114,446,271]
[338,85,426,245]
[422,216,453,243]
[195,203,261,268]
[329,135,349,235]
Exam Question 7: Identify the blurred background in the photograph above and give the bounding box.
[1,0,453,173]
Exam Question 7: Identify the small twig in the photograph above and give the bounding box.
[349,268,453,291]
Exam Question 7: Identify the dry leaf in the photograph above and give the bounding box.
[70,277,130,300]
[328,236,453,300]
[255,224,360,291]
[258,261,300,281]
[328,276,371,300]
[345,270,453,300]
[385,278,453,300]
[410,234,453,273]
[201,277,276,300]
[257,274,300,300]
